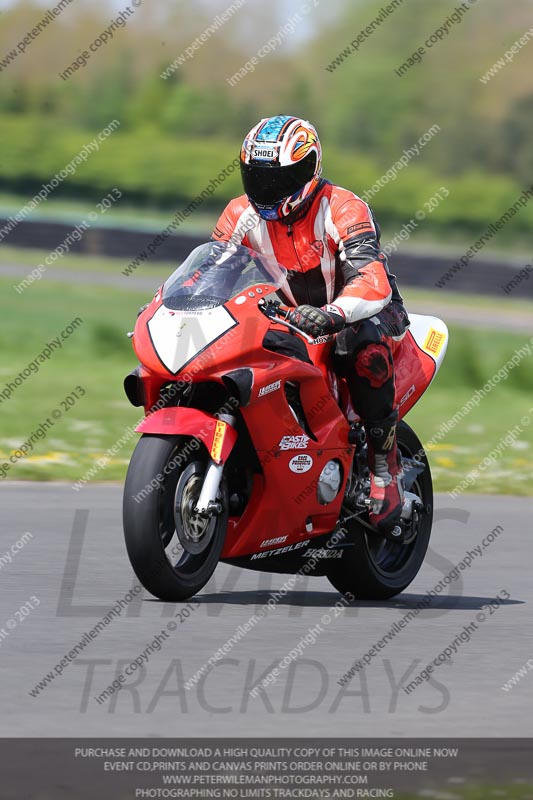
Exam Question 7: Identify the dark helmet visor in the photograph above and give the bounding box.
[240,153,317,207]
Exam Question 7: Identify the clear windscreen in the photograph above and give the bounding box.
[162,242,287,310]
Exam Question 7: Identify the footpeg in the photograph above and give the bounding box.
[348,426,365,446]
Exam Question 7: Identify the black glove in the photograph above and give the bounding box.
[287,304,345,338]
[137,303,149,317]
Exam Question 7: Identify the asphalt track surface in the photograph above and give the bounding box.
[0,484,530,737]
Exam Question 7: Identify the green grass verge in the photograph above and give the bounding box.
[402,285,533,318]
[0,275,146,483]
[0,273,531,492]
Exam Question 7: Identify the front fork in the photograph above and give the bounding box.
[194,413,236,516]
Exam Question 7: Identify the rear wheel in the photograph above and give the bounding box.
[327,420,433,600]
[123,434,228,601]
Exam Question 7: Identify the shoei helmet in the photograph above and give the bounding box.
[240,115,322,221]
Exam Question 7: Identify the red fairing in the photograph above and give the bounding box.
[220,342,354,559]
[128,247,440,562]
[133,288,166,411]
[136,407,238,465]
[393,331,437,418]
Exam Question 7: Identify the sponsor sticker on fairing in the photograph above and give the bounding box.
[423,328,445,357]
[258,380,281,397]
[278,434,310,450]
[399,384,416,406]
[260,536,287,548]
[250,539,310,560]
[304,548,343,559]
[289,454,313,474]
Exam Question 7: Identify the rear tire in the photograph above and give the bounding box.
[123,434,228,601]
[327,420,433,600]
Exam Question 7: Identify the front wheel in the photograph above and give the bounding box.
[123,434,228,601]
[327,420,433,600]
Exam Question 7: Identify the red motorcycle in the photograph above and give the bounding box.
[123,242,448,601]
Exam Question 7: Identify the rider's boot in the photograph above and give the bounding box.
[364,409,405,535]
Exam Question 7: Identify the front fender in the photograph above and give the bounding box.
[136,407,237,465]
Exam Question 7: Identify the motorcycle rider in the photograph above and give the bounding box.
[211,115,410,535]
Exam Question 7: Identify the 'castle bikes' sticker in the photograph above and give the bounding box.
[279,434,309,450]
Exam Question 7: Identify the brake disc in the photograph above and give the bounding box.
[174,462,216,555]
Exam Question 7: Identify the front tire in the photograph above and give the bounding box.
[123,434,228,601]
[327,420,433,600]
